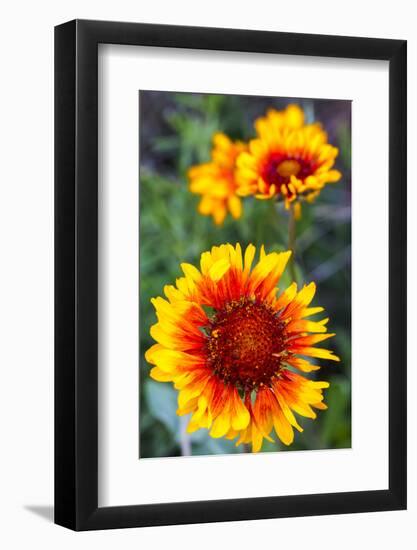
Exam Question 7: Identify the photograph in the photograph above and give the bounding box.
[139,92,352,458]
[0,4,410,546]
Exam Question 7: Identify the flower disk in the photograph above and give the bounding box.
[206,299,286,391]
[188,133,247,225]
[235,104,342,209]
[145,243,340,452]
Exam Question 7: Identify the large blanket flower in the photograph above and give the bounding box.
[145,243,339,452]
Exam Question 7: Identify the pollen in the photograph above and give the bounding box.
[276,159,301,179]
[206,298,287,391]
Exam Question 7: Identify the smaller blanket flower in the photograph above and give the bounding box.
[188,133,247,225]
[236,104,341,210]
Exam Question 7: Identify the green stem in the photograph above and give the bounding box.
[179,415,192,456]
[288,204,297,282]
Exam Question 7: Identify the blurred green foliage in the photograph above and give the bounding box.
[139,92,351,458]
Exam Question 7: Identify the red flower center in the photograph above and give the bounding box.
[206,298,286,391]
[262,153,317,191]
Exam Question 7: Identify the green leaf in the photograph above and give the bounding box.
[321,378,351,445]
[145,380,179,435]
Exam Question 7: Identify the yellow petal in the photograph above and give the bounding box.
[144,343,164,364]
[149,367,174,382]
[251,424,264,453]
[231,391,250,430]
[212,132,231,150]
[286,318,328,334]
[300,306,324,318]
[181,263,202,283]
[149,324,177,348]
[285,104,305,128]
[228,195,242,219]
[178,380,207,409]
[313,401,328,410]
[164,284,185,303]
[225,429,239,440]
[275,393,303,432]
[285,357,321,372]
[149,349,198,372]
[325,170,342,183]
[213,205,227,226]
[301,347,340,361]
[234,243,243,271]
[273,407,294,445]
[209,258,231,281]
[186,420,200,433]
[176,397,199,416]
[290,333,336,347]
[275,282,298,310]
[243,244,256,274]
[210,410,231,438]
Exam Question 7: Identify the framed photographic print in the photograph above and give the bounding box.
[55,19,407,530]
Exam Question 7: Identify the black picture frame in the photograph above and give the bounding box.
[55,19,407,531]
